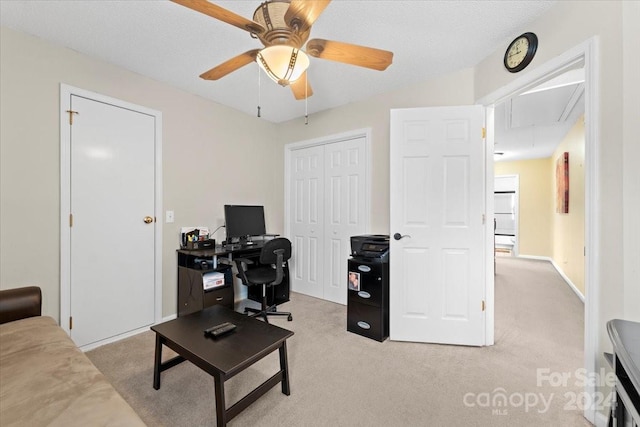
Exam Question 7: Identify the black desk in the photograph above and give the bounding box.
[607,319,640,426]
[177,241,290,317]
[152,305,294,427]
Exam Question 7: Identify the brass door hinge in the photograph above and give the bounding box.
[482,127,486,139]
[69,316,73,330]
[69,214,73,227]
[482,300,486,311]
[66,110,79,125]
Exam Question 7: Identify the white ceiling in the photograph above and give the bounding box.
[494,68,585,162]
[0,0,557,123]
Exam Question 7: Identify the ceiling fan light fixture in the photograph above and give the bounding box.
[257,45,309,86]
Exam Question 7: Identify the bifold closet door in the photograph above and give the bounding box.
[289,137,367,305]
[323,138,367,304]
[290,145,325,300]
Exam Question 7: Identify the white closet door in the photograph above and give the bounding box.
[289,145,325,299]
[288,135,368,305]
[324,138,367,304]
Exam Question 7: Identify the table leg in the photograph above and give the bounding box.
[214,375,227,427]
[153,334,163,390]
[279,341,290,395]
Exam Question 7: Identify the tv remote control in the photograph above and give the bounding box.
[204,322,236,338]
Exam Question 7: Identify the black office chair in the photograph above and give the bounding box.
[234,238,293,323]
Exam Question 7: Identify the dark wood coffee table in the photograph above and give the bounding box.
[151,305,294,426]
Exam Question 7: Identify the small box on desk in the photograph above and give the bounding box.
[184,239,216,250]
[181,226,211,249]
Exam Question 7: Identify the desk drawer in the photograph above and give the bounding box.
[204,286,233,309]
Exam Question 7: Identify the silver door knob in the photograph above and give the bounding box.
[393,233,410,240]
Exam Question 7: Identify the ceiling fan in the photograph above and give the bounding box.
[172,0,394,100]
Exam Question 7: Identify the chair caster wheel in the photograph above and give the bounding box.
[287,315,293,321]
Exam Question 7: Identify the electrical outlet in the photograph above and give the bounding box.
[166,210,174,223]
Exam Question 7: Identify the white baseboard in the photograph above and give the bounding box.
[517,255,585,303]
[79,314,178,352]
[162,313,177,323]
[79,324,152,352]
[517,254,549,261]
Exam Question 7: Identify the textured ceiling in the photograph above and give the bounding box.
[495,85,585,162]
[1,0,556,123]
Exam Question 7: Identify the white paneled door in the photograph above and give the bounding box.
[323,139,368,303]
[389,106,486,346]
[289,135,368,305]
[290,145,325,300]
[67,94,156,348]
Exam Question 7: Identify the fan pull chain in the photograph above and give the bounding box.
[304,72,309,125]
[257,66,261,118]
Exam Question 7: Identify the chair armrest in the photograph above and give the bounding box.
[0,286,42,324]
[233,257,254,286]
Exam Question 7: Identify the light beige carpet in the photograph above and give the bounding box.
[87,257,591,426]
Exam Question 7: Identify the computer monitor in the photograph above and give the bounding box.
[224,205,266,242]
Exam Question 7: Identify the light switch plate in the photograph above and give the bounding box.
[165,210,174,223]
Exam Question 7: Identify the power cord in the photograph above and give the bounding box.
[211,224,225,236]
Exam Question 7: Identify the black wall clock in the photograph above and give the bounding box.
[503,32,538,73]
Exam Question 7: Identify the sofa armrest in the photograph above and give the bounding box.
[0,286,42,324]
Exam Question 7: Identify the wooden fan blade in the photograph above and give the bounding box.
[290,71,313,100]
[306,39,393,71]
[284,0,331,32]
[172,0,264,34]
[200,50,260,80]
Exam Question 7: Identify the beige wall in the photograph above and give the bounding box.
[0,27,278,318]
[551,117,585,294]
[495,159,552,257]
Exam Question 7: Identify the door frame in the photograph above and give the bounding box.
[478,37,599,424]
[284,128,373,286]
[59,84,163,346]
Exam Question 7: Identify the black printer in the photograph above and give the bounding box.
[350,234,390,261]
